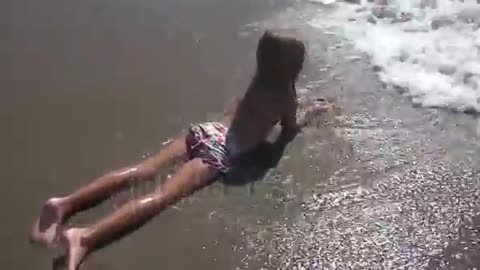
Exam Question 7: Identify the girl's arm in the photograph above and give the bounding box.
[280,97,330,141]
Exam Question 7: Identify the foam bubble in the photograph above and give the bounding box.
[310,0,480,113]
[309,0,338,5]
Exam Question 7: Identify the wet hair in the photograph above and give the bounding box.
[256,30,306,84]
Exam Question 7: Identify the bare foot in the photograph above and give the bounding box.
[30,198,66,247]
[60,228,89,270]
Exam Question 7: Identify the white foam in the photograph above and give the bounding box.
[309,0,480,113]
[308,0,337,5]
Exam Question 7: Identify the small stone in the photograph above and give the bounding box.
[371,6,396,19]
[438,64,456,75]
[367,15,377,24]
[392,12,413,23]
[355,7,368,13]
[431,16,454,30]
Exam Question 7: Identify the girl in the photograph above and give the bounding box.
[29,30,322,270]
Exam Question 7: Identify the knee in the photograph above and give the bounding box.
[111,164,157,181]
[135,163,157,180]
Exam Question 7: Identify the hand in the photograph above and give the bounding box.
[301,98,330,127]
[279,125,300,143]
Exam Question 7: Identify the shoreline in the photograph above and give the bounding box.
[244,2,480,268]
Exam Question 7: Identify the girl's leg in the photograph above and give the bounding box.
[30,138,187,246]
[59,158,216,270]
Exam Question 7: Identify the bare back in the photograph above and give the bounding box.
[228,83,296,153]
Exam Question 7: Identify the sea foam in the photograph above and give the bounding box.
[310,0,480,113]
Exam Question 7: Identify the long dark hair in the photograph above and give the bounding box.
[254,30,306,88]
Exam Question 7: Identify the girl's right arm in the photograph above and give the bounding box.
[280,97,330,141]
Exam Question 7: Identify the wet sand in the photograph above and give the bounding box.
[243,3,480,269]
[3,0,480,269]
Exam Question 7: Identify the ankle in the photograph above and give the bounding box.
[64,228,89,247]
[76,228,94,249]
[51,197,73,218]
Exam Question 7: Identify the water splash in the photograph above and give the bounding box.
[310,0,480,113]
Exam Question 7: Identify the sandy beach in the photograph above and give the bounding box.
[2,0,480,269]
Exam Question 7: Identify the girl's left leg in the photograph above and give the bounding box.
[58,158,217,270]
[30,138,187,246]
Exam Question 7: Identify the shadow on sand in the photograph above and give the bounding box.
[221,130,295,187]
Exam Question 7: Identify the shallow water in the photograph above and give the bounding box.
[0,0,293,269]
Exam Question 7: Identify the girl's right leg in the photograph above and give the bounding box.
[30,138,187,246]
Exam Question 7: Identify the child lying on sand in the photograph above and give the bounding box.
[29,30,327,270]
